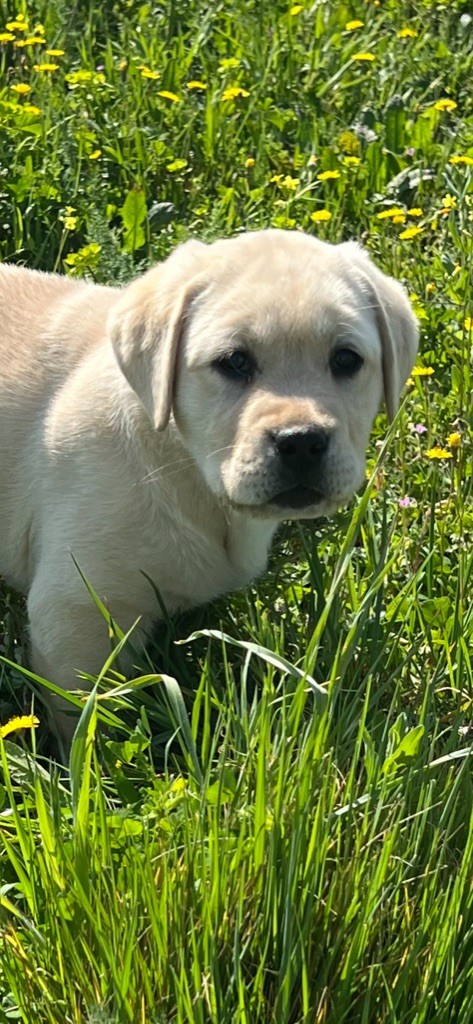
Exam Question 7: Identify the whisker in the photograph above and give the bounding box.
[140,455,196,485]
[139,440,254,487]
[205,444,236,459]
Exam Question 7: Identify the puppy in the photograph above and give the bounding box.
[0,230,418,738]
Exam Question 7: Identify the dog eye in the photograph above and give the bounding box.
[214,350,257,383]
[330,348,364,377]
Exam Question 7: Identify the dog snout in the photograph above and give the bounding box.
[270,424,331,473]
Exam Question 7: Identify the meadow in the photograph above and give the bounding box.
[0,0,472,1020]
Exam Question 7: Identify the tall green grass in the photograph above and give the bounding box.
[1,0,472,1020]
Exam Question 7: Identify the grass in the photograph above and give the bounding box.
[0,0,473,1020]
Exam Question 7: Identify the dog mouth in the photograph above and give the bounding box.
[269,484,325,510]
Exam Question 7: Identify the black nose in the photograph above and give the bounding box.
[271,425,330,472]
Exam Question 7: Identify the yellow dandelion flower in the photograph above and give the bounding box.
[23,103,41,114]
[377,207,405,219]
[0,31,15,42]
[392,215,406,224]
[157,90,180,102]
[352,52,376,61]
[411,366,434,376]
[464,316,472,331]
[10,82,31,94]
[166,158,187,172]
[6,19,29,31]
[63,215,78,230]
[311,210,331,222]
[290,4,303,14]
[46,48,65,56]
[449,154,473,166]
[408,208,423,216]
[399,225,424,240]
[34,62,59,72]
[221,85,250,101]
[23,35,46,45]
[317,169,341,181]
[447,432,461,448]
[434,98,457,111]
[140,66,160,80]
[346,19,364,30]
[89,149,101,159]
[440,199,456,216]
[280,175,299,190]
[426,447,452,460]
[397,27,417,38]
[186,80,207,90]
[245,157,255,168]
[343,156,361,166]
[218,57,241,71]
[0,714,40,739]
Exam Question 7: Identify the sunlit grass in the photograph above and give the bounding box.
[0,0,472,1020]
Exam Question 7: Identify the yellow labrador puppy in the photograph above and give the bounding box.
[0,230,418,737]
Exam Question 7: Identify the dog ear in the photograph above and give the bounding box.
[109,240,208,431]
[343,244,419,422]
[371,275,419,423]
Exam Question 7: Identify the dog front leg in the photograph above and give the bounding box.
[27,589,149,745]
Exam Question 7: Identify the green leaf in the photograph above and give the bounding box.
[160,674,203,783]
[181,628,328,704]
[120,188,147,252]
[384,95,406,154]
[382,725,425,774]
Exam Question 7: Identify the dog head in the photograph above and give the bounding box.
[109,229,418,519]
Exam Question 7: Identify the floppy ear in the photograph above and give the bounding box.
[343,244,419,422]
[370,275,419,422]
[109,240,208,431]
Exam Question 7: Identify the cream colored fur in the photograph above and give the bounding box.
[0,230,418,739]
